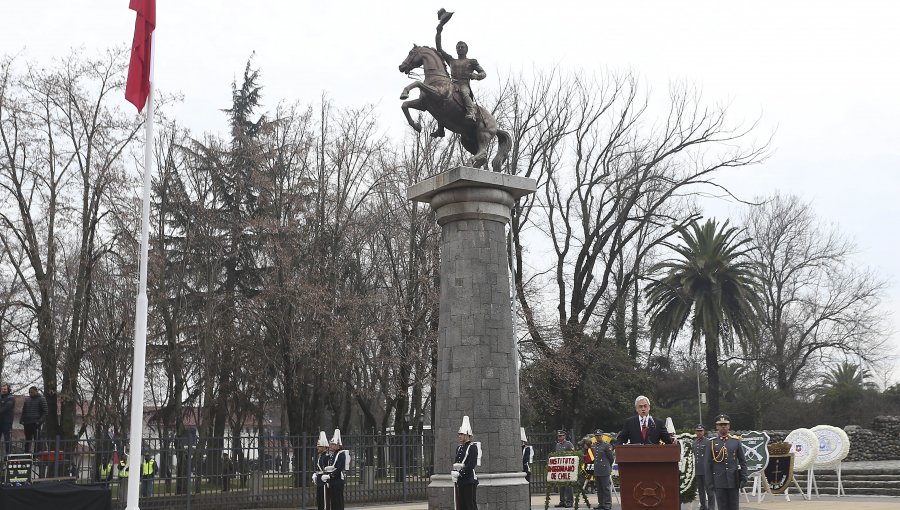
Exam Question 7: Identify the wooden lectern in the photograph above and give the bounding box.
[615,444,681,510]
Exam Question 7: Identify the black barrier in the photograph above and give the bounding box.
[0,481,111,510]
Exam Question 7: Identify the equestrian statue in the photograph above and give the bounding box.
[398,9,512,172]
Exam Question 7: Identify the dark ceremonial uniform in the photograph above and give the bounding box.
[591,440,615,510]
[313,450,330,510]
[707,434,747,510]
[694,434,716,510]
[454,441,479,510]
[326,449,349,510]
[522,445,534,482]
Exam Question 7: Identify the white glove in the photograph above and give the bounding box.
[311,473,317,483]
[321,474,330,482]
[451,470,459,482]
[452,463,464,470]
[324,466,335,473]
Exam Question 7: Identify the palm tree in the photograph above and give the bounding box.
[645,219,763,418]
[816,362,878,398]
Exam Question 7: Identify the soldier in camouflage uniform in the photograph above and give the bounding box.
[706,414,748,510]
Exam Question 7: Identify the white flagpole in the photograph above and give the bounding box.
[126,28,155,510]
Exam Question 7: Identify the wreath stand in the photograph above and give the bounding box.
[807,461,846,498]
[806,465,818,498]
[543,479,591,510]
[758,472,808,502]
[834,461,846,496]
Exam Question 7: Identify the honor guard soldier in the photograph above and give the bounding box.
[694,424,716,510]
[312,431,330,510]
[591,430,615,510]
[521,427,534,482]
[452,416,479,510]
[706,414,747,510]
[323,429,350,510]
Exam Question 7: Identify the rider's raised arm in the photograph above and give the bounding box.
[435,23,453,63]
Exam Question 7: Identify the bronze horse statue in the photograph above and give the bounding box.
[398,44,511,172]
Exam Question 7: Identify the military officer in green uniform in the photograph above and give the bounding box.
[706,414,747,510]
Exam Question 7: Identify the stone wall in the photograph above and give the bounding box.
[739,415,900,462]
[844,416,900,461]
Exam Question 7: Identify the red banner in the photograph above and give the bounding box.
[125,0,156,112]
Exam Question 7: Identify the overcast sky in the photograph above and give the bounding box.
[2,1,898,383]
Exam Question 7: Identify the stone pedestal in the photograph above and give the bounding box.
[408,167,536,510]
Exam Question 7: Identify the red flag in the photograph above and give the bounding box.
[125,0,156,112]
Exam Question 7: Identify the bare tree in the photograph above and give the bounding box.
[500,70,768,428]
[0,51,141,438]
[743,192,891,396]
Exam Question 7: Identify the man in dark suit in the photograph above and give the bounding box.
[615,395,674,445]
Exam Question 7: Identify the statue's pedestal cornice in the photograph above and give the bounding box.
[407,167,536,225]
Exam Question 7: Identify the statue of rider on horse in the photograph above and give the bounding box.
[398,9,511,172]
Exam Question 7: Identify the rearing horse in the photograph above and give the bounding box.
[398,44,511,172]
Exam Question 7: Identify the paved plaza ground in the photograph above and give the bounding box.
[262,461,900,510]
[342,494,900,509]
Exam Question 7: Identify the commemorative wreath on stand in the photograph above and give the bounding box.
[544,450,592,510]
[674,432,698,504]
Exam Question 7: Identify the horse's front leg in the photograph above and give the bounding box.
[400,81,424,100]
[401,97,426,133]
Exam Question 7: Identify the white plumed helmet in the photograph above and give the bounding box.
[330,428,342,445]
[458,416,473,436]
[520,427,528,442]
[317,431,329,447]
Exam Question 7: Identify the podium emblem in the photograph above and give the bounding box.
[633,481,666,507]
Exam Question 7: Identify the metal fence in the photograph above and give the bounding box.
[1,431,566,509]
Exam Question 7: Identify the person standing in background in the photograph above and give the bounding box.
[0,384,14,456]
[312,431,330,510]
[591,430,615,510]
[694,424,716,510]
[521,428,534,483]
[20,386,48,454]
[554,430,575,507]
[324,429,349,510]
